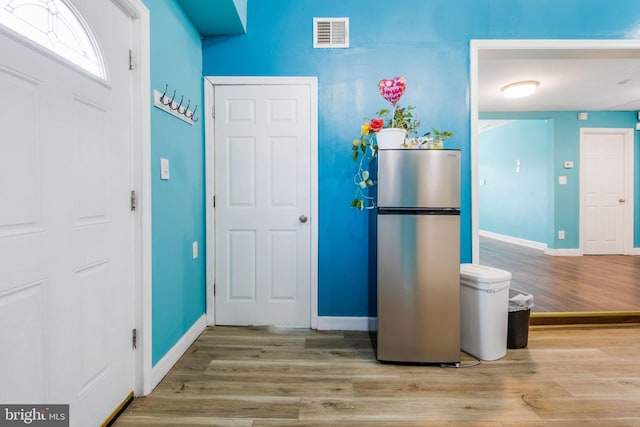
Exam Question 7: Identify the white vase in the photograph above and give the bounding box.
[376,128,406,149]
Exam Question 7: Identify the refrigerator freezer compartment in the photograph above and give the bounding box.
[377,149,460,209]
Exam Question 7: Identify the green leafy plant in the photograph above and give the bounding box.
[376,105,421,137]
[350,120,378,210]
[350,105,453,210]
[423,128,454,145]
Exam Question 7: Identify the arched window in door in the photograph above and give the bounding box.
[0,0,106,79]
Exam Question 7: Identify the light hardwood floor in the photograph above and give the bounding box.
[114,325,640,426]
[479,236,640,313]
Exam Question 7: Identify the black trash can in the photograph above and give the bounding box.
[507,289,534,349]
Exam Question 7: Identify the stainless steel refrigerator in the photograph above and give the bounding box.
[376,149,461,363]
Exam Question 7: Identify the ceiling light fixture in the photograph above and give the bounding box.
[501,80,539,99]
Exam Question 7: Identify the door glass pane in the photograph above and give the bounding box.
[0,0,106,79]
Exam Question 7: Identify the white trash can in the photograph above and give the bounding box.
[460,263,512,361]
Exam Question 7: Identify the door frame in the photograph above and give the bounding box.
[110,0,152,396]
[204,76,319,329]
[579,127,635,255]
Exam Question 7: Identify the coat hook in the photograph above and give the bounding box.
[178,100,191,115]
[188,104,198,122]
[171,95,183,111]
[159,84,168,104]
[163,89,176,107]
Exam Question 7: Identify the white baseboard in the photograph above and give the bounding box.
[544,248,582,256]
[148,314,207,394]
[317,316,377,331]
[479,230,546,251]
[630,247,640,255]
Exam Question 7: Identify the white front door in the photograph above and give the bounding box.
[580,128,632,255]
[0,0,136,425]
[214,84,312,327]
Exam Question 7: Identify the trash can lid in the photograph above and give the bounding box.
[460,263,512,284]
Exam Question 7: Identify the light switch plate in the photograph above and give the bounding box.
[559,176,567,185]
[563,161,574,169]
[192,241,198,259]
[160,158,170,180]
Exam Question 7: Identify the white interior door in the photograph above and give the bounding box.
[580,128,631,255]
[0,0,136,425]
[214,84,312,327]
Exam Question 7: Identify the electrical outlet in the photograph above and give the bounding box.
[558,230,565,240]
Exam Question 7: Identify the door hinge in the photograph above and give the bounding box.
[128,49,135,71]
[130,190,137,211]
[211,104,215,119]
[213,195,216,207]
[213,283,216,296]
[132,328,137,349]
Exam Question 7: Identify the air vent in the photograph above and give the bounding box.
[313,18,349,48]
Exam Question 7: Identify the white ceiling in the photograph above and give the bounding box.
[478,48,640,112]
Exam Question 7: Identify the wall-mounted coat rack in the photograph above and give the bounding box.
[153,84,198,124]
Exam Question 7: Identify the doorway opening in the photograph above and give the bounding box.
[470,39,640,316]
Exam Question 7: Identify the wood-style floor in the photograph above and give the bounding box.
[114,325,640,426]
[479,236,640,313]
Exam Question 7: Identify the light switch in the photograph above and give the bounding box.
[192,241,198,259]
[563,161,574,169]
[559,176,567,185]
[160,158,170,180]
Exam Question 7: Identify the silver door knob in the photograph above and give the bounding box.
[299,215,308,223]
[619,198,626,203]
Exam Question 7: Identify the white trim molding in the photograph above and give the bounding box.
[109,0,152,398]
[149,315,206,393]
[317,316,377,331]
[479,230,547,251]
[480,230,584,256]
[544,248,582,256]
[203,78,215,326]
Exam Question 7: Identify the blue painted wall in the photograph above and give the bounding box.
[479,120,552,243]
[201,0,640,317]
[143,0,206,365]
[481,111,640,250]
